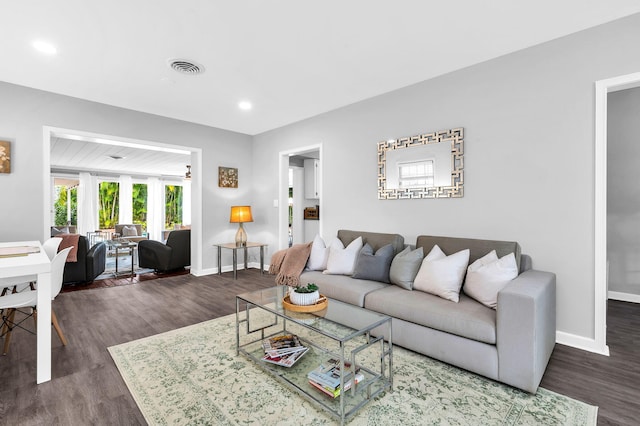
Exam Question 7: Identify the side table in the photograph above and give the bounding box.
[214,242,267,279]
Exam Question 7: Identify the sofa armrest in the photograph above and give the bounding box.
[496,269,556,393]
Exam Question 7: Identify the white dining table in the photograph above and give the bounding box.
[0,241,52,384]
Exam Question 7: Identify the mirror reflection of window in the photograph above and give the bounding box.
[398,159,435,188]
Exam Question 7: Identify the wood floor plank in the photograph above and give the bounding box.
[0,269,638,425]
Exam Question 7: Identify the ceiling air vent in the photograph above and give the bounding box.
[168,59,205,75]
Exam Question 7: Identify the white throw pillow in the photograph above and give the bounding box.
[413,245,470,302]
[323,237,363,276]
[122,225,138,237]
[464,252,518,309]
[307,234,329,271]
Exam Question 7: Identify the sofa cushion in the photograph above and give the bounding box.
[364,285,497,345]
[122,225,138,236]
[300,270,388,307]
[352,243,394,283]
[389,246,424,290]
[337,230,404,255]
[464,251,518,309]
[416,235,522,273]
[413,245,470,302]
[323,236,363,276]
[307,234,329,271]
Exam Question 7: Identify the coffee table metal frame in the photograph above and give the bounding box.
[236,286,393,425]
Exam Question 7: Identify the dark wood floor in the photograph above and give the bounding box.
[0,270,638,425]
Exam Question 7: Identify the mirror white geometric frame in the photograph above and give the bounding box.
[377,127,464,199]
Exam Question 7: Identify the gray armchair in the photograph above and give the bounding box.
[138,230,190,272]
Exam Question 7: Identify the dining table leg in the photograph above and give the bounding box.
[36,270,52,384]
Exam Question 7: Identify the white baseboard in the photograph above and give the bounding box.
[608,291,640,304]
[191,267,217,277]
[555,331,610,356]
[192,262,269,277]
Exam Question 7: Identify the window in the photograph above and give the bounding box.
[132,183,147,231]
[53,185,77,226]
[98,181,119,229]
[398,160,435,188]
[165,184,183,229]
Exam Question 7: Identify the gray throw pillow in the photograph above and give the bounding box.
[389,246,424,290]
[352,243,394,283]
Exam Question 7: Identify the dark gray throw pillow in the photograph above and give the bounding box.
[352,243,394,283]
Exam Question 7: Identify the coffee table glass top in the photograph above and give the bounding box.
[105,240,137,248]
[237,285,390,342]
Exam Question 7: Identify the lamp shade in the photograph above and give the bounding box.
[230,206,253,223]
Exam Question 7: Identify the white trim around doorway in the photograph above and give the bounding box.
[593,71,640,356]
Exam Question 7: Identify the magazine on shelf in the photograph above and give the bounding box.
[262,334,305,357]
[308,372,365,398]
[307,358,360,390]
[262,346,309,367]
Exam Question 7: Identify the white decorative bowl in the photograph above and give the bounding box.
[289,289,320,306]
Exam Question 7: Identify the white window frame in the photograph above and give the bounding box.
[397,159,435,188]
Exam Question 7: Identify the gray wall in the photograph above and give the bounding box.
[608,87,640,295]
[252,13,640,340]
[0,81,253,271]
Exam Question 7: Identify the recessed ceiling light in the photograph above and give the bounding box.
[32,40,57,55]
[238,101,252,111]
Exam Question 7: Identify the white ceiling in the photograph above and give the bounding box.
[2,1,640,136]
[50,136,191,178]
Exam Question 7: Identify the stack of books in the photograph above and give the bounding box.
[261,334,309,367]
[307,358,364,398]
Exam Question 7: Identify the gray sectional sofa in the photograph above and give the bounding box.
[299,230,556,393]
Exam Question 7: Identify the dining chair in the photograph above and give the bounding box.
[0,238,62,296]
[0,246,72,355]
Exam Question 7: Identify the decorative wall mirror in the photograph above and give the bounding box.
[377,127,463,199]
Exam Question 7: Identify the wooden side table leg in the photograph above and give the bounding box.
[218,246,222,275]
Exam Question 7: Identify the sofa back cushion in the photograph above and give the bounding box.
[416,235,522,273]
[337,230,404,255]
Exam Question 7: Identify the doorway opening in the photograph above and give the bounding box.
[594,71,640,356]
[278,144,322,250]
[41,126,204,274]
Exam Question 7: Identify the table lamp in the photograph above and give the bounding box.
[230,205,253,246]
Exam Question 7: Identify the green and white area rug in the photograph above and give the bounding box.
[108,313,597,425]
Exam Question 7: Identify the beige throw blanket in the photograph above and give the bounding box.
[269,242,312,286]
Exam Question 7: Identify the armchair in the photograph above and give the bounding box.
[138,229,190,272]
[62,235,107,284]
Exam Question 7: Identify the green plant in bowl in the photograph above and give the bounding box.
[294,283,318,293]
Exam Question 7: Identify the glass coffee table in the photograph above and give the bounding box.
[105,240,137,276]
[236,286,393,425]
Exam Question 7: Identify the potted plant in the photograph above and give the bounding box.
[289,283,320,306]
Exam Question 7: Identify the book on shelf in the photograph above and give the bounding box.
[262,346,309,367]
[307,358,360,391]
[308,372,365,398]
